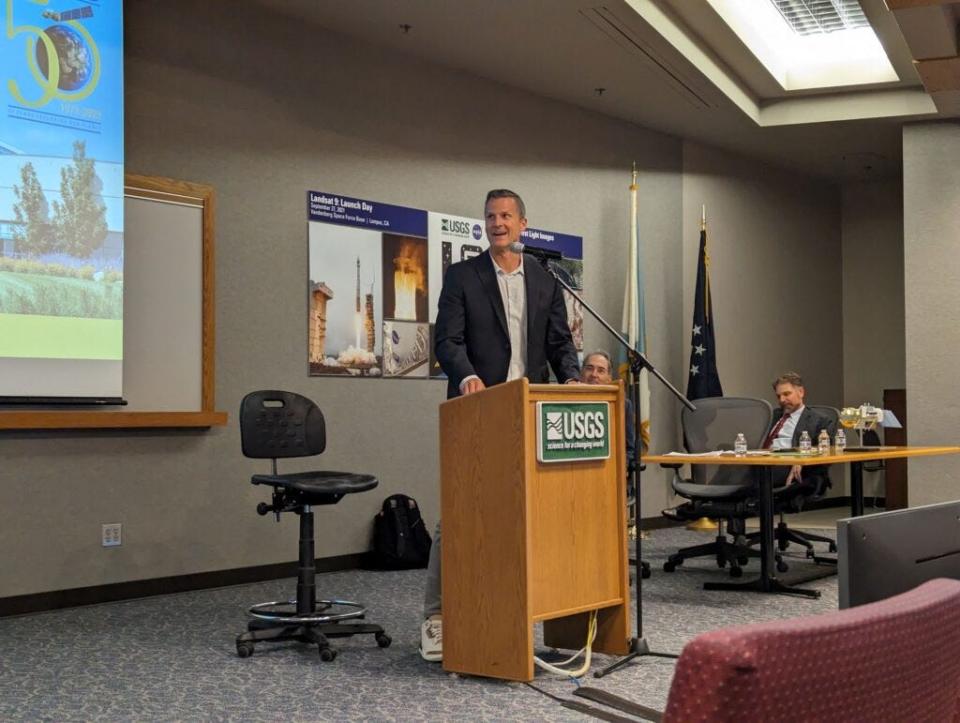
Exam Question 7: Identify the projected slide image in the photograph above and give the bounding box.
[0,264,121,320]
[0,144,122,361]
[1,1,124,397]
[0,268,122,359]
[308,224,383,377]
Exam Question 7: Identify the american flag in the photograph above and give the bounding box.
[686,218,723,400]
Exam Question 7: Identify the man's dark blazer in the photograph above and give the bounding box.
[770,405,837,490]
[434,250,580,399]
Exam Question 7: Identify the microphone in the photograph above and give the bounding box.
[508,241,563,261]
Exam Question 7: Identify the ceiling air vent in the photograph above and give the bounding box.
[771,0,869,36]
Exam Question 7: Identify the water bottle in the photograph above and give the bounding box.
[734,432,747,456]
[818,429,830,454]
[835,428,846,451]
[799,430,811,452]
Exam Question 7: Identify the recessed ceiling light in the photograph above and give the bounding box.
[707,0,898,91]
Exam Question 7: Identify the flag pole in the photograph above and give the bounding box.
[688,204,718,532]
[590,167,693,682]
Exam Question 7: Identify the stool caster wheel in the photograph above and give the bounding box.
[828,542,837,553]
[806,548,815,559]
[729,565,743,578]
[663,561,677,573]
[236,641,254,658]
[641,565,651,580]
[375,632,392,648]
[777,559,789,573]
[319,647,337,662]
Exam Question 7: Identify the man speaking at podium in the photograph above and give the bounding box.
[420,189,580,661]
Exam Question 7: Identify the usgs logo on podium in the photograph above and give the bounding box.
[537,402,611,463]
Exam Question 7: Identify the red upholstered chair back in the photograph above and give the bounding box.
[663,578,960,722]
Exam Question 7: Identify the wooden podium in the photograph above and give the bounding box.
[439,379,631,681]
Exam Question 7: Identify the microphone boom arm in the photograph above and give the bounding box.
[541,259,695,412]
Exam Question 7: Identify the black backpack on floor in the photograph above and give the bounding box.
[371,494,432,570]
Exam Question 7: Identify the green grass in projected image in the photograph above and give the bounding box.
[0,312,121,359]
[0,270,122,320]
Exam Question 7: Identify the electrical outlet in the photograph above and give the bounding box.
[102,523,122,547]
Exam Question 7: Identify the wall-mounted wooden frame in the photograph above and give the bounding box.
[0,175,227,430]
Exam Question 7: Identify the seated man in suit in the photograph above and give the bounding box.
[421,188,580,662]
[662,371,835,520]
[764,371,835,494]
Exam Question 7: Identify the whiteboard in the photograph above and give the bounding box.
[122,195,203,411]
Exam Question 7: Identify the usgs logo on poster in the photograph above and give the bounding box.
[441,218,473,237]
[537,402,610,463]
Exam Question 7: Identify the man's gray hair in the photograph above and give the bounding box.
[584,350,614,374]
[485,189,526,219]
[772,371,804,389]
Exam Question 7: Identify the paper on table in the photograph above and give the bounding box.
[657,449,773,458]
[661,450,729,457]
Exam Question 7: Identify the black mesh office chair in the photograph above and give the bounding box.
[755,404,839,558]
[235,390,390,661]
[662,397,775,577]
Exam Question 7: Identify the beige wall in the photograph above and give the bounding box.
[0,1,688,597]
[840,179,905,497]
[681,142,843,405]
[0,2,853,600]
[646,142,844,504]
[903,122,960,506]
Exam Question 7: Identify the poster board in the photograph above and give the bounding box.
[307,191,584,380]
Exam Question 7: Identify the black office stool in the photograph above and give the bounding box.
[235,390,390,661]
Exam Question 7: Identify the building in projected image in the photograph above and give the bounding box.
[0,145,123,267]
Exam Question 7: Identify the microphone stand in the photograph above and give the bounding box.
[533,252,695,678]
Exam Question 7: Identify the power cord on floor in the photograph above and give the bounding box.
[524,681,637,723]
[533,610,598,678]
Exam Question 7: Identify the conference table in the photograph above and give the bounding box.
[642,446,960,598]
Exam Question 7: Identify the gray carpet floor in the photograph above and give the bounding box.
[0,526,839,721]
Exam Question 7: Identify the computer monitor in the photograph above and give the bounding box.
[838,500,960,608]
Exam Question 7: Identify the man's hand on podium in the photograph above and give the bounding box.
[460,377,486,395]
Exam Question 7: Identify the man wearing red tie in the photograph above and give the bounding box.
[765,371,835,491]
[662,371,835,521]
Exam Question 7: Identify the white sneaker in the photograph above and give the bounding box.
[419,614,442,662]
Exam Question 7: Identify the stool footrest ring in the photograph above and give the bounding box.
[249,598,367,625]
